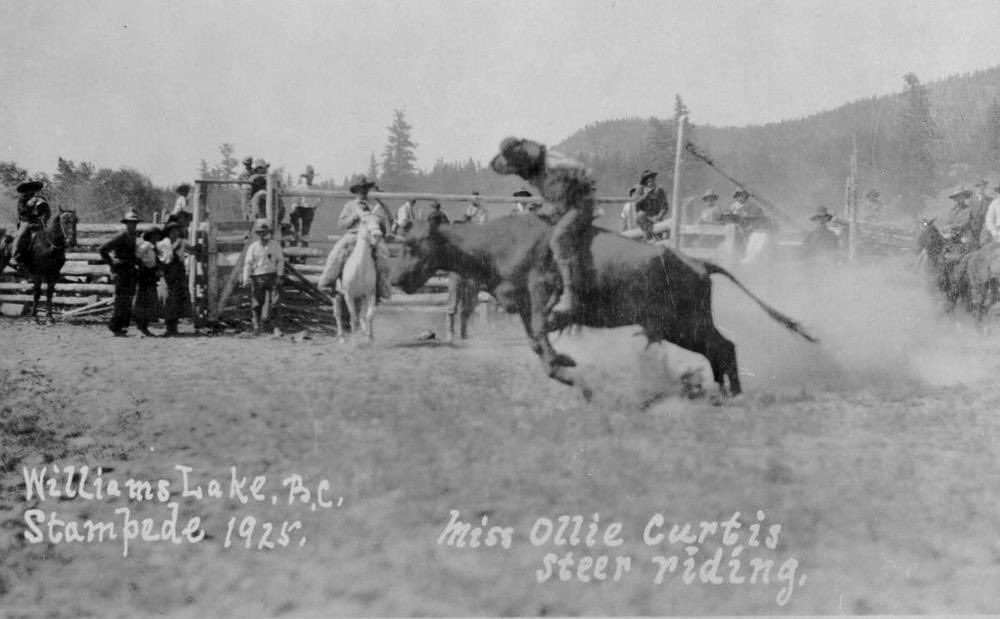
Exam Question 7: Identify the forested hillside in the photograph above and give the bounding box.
[556,66,1000,223]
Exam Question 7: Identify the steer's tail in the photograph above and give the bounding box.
[703,262,819,344]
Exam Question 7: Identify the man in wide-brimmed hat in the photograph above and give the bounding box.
[945,188,974,242]
[9,180,51,268]
[241,219,285,336]
[729,189,773,263]
[802,206,840,261]
[318,177,392,302]
[631,170,669,241]
[969,179,993,244]
[99,210,143,336]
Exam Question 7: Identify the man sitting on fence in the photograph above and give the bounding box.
[289,165,318,247]
[632,170,669,242]
[9,180,51,269]
[318,177,392,302]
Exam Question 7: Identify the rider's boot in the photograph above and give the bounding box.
[551,260,578,316]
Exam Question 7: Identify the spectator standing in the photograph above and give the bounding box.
[242,219,285,336]
[134,227,162,337]
[99,210,142,337]
[157,220,192,336]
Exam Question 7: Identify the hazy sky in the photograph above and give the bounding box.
[2,0,999,186]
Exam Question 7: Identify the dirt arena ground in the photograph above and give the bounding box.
[1,257,999,616]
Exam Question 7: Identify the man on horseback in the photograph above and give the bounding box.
[9,180,51,269]
[319,177,392,302]
[489,137,596,316]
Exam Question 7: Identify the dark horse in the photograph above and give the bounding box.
[0,208,78,323]
[392,215,816,399]
[915,218,974,314]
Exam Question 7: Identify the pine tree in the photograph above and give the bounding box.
[380,109,418,190]
[367,154,379,183]
[985,99,1000,170]
[213,143,239,180]
[898,73,938,209]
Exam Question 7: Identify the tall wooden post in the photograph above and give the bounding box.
[188,181,201,322]
[670,114,687,251]
[847,134,859,263]
[265,172,275,231]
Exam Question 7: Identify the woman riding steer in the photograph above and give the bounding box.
[489,137,596,316]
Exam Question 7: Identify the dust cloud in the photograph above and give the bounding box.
[712,256,998,394]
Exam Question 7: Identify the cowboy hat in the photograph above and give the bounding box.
[252,219,272,233]
[733,189,750,199]
[16,180,44,194]
[865,189,880,200]
[640,170,658,184]
[176,183,191,193]
[810,206,834,222]
[513,189,532,198]
[349,177,376,194]
[142,227,163,242]
[949,189,972,200]
[120,210,142,223]
[702,189,719,201]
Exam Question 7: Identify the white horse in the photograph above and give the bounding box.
[331,212,382,342]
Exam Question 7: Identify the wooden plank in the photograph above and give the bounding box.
[65,252,103,262]
[76,223,160,234]
[61,297,115,317]
[279,188,629,204]
[213,221,252,233]
[3,263,110,277]
[206,221,218,315]
[0,294,94,306]
[283,246,325,258]
[0,282,115,294]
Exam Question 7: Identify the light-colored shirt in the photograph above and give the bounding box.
[157,238,188,265]
[242,238,285,283]
[136,240,158,269]
[465,202,487,224]
[983,199,1000,242]
[293,180,318,210]
[171,195,189,217]
[395,201,422,231]
[338,198,370,231]
[698,204,724,224]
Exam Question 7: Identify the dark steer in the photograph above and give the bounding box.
[392,215,816,398]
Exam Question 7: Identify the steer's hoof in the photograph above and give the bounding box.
[553,353,576,367]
